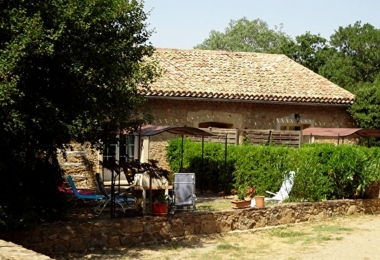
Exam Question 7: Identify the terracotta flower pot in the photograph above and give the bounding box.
[231,200,251,209]
[254,196,265,208]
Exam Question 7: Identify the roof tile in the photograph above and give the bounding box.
[142,48,355,105]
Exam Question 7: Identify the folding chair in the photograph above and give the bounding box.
[172,173,196,212]
[94,173,135,215]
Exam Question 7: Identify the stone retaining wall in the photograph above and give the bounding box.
[1,199,380,257]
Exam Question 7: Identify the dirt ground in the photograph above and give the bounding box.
[53,195,380,260]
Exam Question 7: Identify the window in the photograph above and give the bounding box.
[103,135,135,163]
[102,135,135,182]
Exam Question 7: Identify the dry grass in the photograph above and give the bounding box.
[196,194,234,211]
[63,193,279,222]
[195,193,279,211]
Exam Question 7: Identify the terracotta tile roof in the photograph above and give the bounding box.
[141,48,355,105]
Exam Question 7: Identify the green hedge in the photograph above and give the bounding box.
[166,139,380,202]
[167,138,234,193]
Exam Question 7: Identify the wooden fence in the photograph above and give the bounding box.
[243,129,301,148]
[189,128,301,148]
[190,128,239,145]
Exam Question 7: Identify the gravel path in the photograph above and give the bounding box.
[293,214,380,260]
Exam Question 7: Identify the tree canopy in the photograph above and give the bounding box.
[349,77,380,129]
[320,22,380,129]
[281,32,333,74]
[0,0,158,229]
[194,17,292,53]
[195,18,380,130]
[320,21,380,91]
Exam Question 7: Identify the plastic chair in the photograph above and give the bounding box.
[265,171,295,203]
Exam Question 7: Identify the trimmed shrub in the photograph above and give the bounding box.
[167,139,380,202]
[167,138,235,193]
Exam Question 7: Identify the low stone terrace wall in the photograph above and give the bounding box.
[1,199,380,257]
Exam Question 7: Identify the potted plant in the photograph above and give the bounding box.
[245,186,266,208]
[152,192,168,215]
[230,187,254,209]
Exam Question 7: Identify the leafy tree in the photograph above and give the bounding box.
[0,0,158,230]
[318,22,380,129]
[320,21,380,89]
[194,17,293,53]
[349,78,380,129]
[282,32,334,73]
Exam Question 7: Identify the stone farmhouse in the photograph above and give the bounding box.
[60,48,356,187]
[136,48,356,166]
[145,48,355,130]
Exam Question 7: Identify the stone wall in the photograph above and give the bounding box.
[148,99,356,129]
[147,132,178,171]
[58,142,100,189]
[312,136,359,145]
[1,199,380,256]
[144,99,357,170]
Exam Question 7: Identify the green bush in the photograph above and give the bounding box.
[231,144,295,198]
[167,138,235,193]
[291,143,379,201]
[0,154,68,231]
[167,139,380,202]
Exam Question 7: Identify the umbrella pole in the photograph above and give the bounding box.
[110,158,115,218]
[224,134,227,197]
[138,127,141,161]
[149,174,152,215]
[180,135,184,171]
[201,136,204,194]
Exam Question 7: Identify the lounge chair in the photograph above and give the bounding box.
[58,183,96,195]
[265,171,295,203]
[94,173,135,215]
[67,175,105,203]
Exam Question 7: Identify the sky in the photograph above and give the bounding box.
[143,0,380,49]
